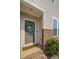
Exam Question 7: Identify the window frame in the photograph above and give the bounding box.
[52,17,59,37]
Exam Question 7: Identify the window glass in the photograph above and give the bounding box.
[53,19,59,36]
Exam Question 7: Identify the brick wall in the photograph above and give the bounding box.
[42,29,53,49]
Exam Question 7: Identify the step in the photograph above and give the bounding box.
[21,47,47,59]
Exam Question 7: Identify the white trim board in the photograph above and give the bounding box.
[24,18,37,46]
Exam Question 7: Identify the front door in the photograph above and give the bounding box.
[25,20,35,44]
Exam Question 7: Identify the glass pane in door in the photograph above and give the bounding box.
[25,20,35,44]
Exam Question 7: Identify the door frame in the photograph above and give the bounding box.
[24,18,37,46]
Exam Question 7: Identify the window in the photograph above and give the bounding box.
[52,18,59,36]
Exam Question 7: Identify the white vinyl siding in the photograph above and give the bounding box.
[24,0,59,30]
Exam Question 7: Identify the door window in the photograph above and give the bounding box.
[25,20,35,44]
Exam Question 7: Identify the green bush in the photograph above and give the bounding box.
[45,38,59,56]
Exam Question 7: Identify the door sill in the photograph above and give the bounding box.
[25,43,36,47]
[22,43,37,51]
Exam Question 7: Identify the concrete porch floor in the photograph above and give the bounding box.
[21,46,59,59]
[21,47,47,59]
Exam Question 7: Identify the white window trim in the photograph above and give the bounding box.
[52,16,59,37]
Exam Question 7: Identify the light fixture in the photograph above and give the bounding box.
[52,0,55,4]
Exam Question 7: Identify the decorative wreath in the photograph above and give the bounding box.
[25,21,35,33]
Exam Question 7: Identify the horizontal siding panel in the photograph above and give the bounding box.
[24,0,59,29]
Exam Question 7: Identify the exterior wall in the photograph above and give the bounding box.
[21,13,25,47]
[21,0,59,48]
[24,0,59,30]
[23,0,59,47]
[43,29,53,44]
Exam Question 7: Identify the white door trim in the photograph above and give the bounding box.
[24,18,37,46]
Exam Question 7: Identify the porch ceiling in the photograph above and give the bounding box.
[20,1,43,18]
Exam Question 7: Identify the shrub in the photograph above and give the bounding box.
[45,38,59,56]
